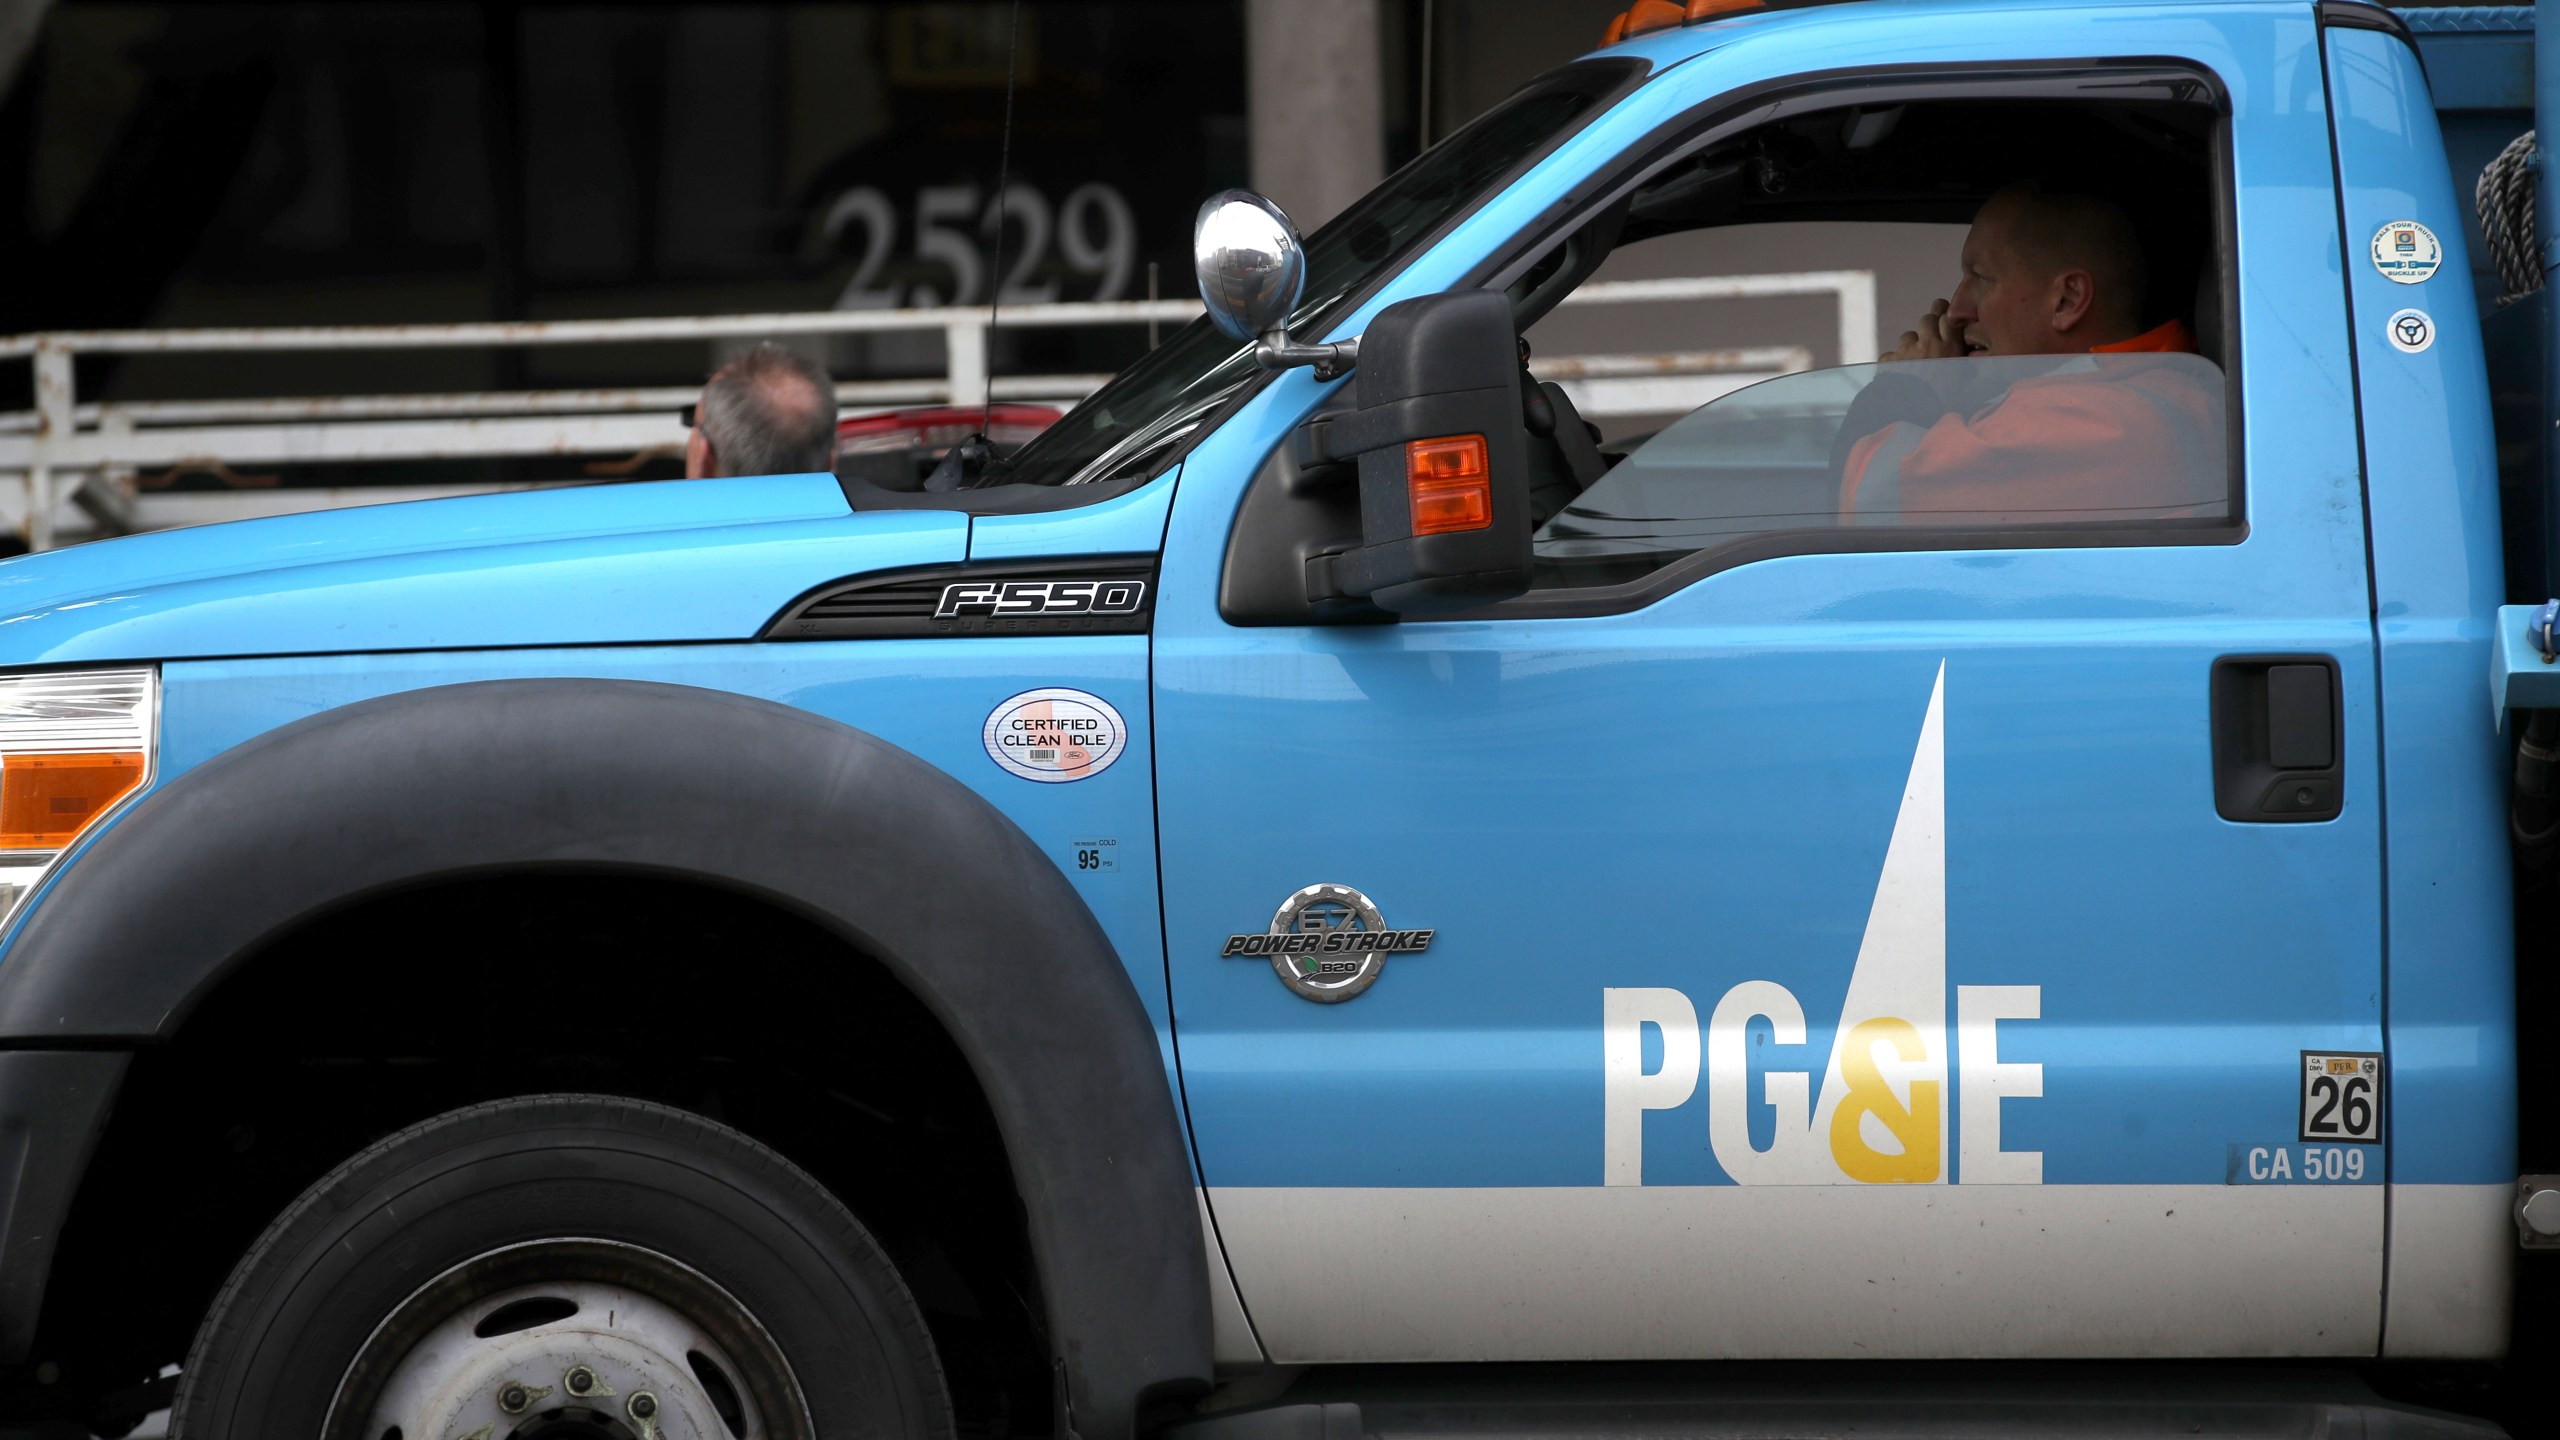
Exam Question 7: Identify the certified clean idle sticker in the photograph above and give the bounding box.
[2387,308,2435,354]
[2299,1051,2383,1144]
[1223,883,1435,1003]
[982,688,1126,783]
[2370,220,2442,284]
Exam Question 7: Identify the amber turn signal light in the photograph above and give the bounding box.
[0,752,147,850]
[1686,0,1765,19]
[1407,434,1494,535]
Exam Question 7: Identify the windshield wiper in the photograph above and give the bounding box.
[926,434,1001,492]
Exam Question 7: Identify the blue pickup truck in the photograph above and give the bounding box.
[0,1,2550,1436]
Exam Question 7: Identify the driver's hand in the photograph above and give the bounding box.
[1887,299,1966,362]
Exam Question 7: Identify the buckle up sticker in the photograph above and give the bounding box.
[983,688,1127,783]
[2369,220,2442,285]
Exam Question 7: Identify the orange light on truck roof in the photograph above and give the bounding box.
[1603,0,1768,45]
[1620,0,1685,39]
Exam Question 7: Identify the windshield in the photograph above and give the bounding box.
[976,58,1645,489]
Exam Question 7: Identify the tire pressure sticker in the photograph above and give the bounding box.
[2387,309,2434,354]
[1068,836,1120,873]
[2370,221,2442,284]
[983,688,1126,783]
[2299,1052,2383,1144]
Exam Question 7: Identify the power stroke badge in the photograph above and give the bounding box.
[1223,884,1434,1003]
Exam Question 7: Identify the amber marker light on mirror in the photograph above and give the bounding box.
[0,669,156,930]
[1407,434,1494,535]
[1685,0,1766,19]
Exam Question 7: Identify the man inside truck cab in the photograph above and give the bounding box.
[1836,180,2221,525]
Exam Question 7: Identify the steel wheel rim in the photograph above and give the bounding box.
[322,1237,811,1440]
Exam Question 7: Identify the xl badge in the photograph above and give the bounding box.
[1222,884,1434,1003]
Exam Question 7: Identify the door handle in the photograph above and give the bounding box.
[2210,656,2343,822]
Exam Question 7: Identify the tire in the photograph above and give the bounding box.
[170,1093,954,1440]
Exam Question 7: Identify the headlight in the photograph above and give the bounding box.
[0,668,156,930]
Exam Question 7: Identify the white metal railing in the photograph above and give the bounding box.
[0,271,1874,549]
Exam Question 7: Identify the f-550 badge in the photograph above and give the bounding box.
[1224,884,1434,1003]
[935,579,1147,619]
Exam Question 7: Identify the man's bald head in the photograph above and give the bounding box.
[1983,181,2146,326]
[692,342,839,478]
[1945,181,2150,356]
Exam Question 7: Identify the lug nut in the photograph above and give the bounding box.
[629,1392,659,1421]
[565,1365,597,1396]
[498,1382,531,1414]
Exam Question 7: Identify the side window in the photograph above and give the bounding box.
[1500,87,2234,598]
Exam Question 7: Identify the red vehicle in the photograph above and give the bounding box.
[833,403,1061,490]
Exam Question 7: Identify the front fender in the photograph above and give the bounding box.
[0,679,1209,1436]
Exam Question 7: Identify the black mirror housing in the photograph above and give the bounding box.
[1304,291,1532,613]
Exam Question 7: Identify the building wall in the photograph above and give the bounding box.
[7,0,1960,423]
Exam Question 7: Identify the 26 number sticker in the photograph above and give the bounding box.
[2299,1052,2382,1144]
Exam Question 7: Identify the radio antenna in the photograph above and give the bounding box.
[982,0,1024,435]
[926,0,1024,492]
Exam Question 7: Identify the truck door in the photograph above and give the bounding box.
[1154,10,2389,1363]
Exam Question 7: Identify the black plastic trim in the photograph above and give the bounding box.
[764,555,1158,640]
[2210,654,2348,823]
[1164,1362,2505,1439]
[2318,1,2418,46]
[0,681,1207,1437]
[1165,1404,1364,1440]
[0,1048,125,1363]
[840,469,1157,514]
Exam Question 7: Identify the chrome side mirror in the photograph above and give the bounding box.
[1193,190,1358,379]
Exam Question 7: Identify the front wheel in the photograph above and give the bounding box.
[171,1093,953,1440]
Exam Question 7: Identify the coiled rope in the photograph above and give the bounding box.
[2477,129,2541,305]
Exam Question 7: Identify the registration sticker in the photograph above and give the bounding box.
[2299,1052,2382,1144]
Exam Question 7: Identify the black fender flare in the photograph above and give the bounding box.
[0,678,1209,1436]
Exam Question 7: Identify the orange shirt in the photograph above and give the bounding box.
[1840,321,2226,526]
[2092,318,2201,355]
